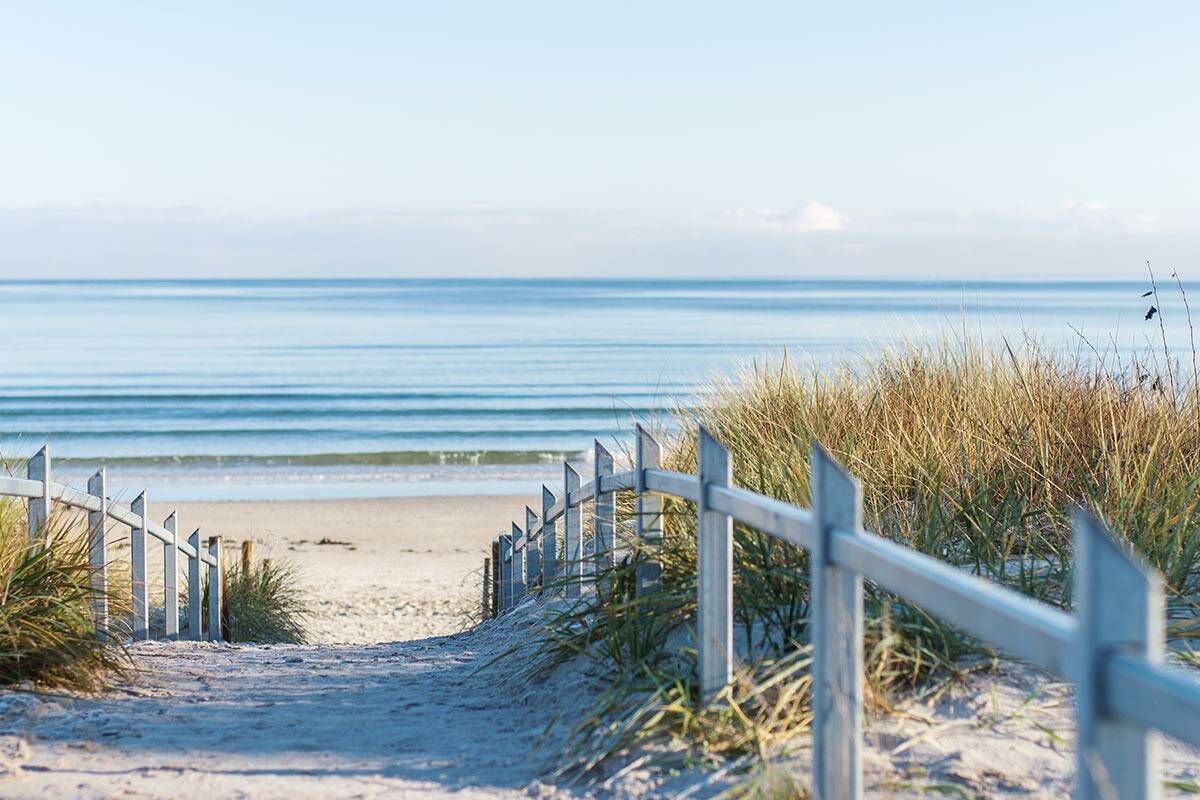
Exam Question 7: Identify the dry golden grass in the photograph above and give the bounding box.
[0,499,130,691]
[520,330,1200,790]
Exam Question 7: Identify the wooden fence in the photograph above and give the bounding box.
[483,424,1200,800]
[0,445,224,642]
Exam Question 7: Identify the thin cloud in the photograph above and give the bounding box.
[723,202,847,233]
[0,202,1196,279]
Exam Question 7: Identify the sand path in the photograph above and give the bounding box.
[0,633,562,799]
[0,494,574,799]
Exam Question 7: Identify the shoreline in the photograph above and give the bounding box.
[47,461,570,502]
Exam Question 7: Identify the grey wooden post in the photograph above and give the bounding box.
[563,462,582,599]
[697,426,733,703]
[594,441,615,580]
[491,538,501,617]
[187,529,203,640]
[482,557,491,619]
[163,512,179,640]
[86,469,108,635]
[26,446,50,542]
[525,506,540,592]
[541,486,557,590]
[499,533,513,612]
[207,536,223,642]
[130,492,150,641]
[511,522,525,605]
[811,443,864,800]
[635,424,663,595]
[1074,511,1163,800]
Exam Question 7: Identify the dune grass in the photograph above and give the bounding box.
[212,553,309,644]
[0,499,129,691]
[515,328,1200,788]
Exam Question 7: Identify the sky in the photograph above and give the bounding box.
[1,2,1197,279]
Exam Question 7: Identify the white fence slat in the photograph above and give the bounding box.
[130,492,150,641]
[86,469,108,635]
[1103,653,1200,749]
[26,446,50,542]
[1074,511,1163,800]
[563,463,582,599]
[491,538,501,617]
[594,441,615,583]
[635,425,662,595]
[500,533,513,612]
[811,443,864,800]
[163,512,179,640]
[482,556,491,619]
[188,529,203,640]
[207,536,223,642]
[525,506,540,593]
[541,486,557,590]
[0,476,42,499]
[697,426,733,703]
[832,525,1076,677]
[511,522,525,605]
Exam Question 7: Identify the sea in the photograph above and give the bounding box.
[0,279,1188,500]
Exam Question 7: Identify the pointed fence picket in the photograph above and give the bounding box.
[483,425,1200,800]
[2,445,225,643]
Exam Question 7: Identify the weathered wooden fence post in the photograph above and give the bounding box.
[525,506,540,593]
[491,537,501,617]
[163,512,179,640]
[541,486,557,591]
[1074,510,1163,800]
[811,443,864,800]
[188,529,203,640]
[697,426,733,704]
[499,533,513,612]
[594,441,614,582]
[482,556,491,619]
[86,468,108,634]
[130,492,150,641]
[511,522,525,606]
[26,446,50,542]
[241,539,254,576]
[207,535,223,642]
[563,462,582,599]
[635,424,662,596]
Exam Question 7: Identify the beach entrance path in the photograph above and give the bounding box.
[0,631,560,799]
[0,493,564,798]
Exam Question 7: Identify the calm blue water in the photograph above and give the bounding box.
[0,279,1187,498]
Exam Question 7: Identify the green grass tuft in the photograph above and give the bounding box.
[0,499,129,691]
[217,555,309,644]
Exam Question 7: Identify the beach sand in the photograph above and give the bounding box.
[1,495,1197,798]
[171,495,534,643]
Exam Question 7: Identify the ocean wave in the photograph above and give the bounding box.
[55,450,585,467]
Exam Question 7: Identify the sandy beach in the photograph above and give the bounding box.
[171,495,538,643]
[1,494,1197,798]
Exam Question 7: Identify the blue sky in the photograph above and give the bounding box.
[2,3,1197,278]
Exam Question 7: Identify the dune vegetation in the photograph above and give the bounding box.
[217,554,309,644]
[518,325,1200,791]
[0,501,129,691]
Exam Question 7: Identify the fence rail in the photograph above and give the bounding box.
[483,424,1200,800]
[2,445,225,642]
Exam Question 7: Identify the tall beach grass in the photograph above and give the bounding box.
[518,326,1200,786]
[0,500,130,691]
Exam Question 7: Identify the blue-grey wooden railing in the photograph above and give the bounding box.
[1,445,224,642]
[484,423,1200,800]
